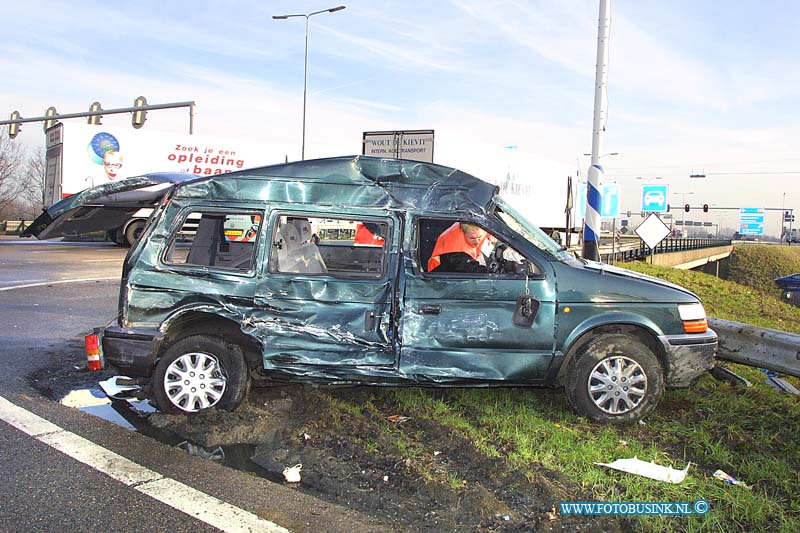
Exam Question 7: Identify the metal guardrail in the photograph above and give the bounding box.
[709,317,800,378]
[615,238,732,262]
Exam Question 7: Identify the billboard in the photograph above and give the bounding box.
[362,130,434,163]
[45,123,287,205]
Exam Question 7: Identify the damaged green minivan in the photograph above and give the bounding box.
[27,156,717,423]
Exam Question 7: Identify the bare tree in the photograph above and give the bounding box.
[0,129,27,214]
[19,146,46,217]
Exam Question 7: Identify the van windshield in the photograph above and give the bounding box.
[495,196,573,261]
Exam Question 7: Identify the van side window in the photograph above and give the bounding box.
[164,211,262,272]
[270,216,388,278]
[418,218,528,276]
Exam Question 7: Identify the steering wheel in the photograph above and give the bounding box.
[492,243,528,275]
[487,243,508,274]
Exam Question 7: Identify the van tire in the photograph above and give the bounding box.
[565,333,663,424]
[153,334,250,414]
[125,220,146,247]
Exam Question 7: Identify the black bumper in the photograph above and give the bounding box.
[101,324,164,377]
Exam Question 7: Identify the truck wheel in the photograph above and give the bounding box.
[107,227,126,245]
[153,335,250,414]
[124,220,146,246]
[565,333,663,424]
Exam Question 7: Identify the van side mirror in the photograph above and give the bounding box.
[513,295,539,328]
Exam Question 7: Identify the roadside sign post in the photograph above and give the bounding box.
[578,183,621,218]
[635,213,671,264]
[641,184,669,213]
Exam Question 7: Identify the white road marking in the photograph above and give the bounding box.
[0,277,119,292]
[0,396,289,533]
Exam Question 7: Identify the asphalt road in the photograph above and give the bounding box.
[0,237,391,533]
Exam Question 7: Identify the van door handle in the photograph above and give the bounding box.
[419,305,441,315]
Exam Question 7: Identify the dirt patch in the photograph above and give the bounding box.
[28,351,624,532]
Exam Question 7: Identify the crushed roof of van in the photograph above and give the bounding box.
[175,155,500,214]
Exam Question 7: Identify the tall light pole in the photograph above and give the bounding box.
[582,0,612,261]
[273,5,346,160]
[673,191,694,237]
[782,192,787,242]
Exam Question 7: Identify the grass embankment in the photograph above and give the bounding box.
[723,244,800,295]
[328,246,800,532]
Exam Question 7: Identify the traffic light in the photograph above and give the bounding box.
[8,110,21,138]
[88,101,103,125]
[703,204,709,213]
[132,95,147,129]
[666,204,671,212]
[684,204,690,212]
[786,211,796,223]
[43,106,58,131]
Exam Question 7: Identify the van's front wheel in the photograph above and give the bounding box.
[153,335,249,414]
[565,333,663,424]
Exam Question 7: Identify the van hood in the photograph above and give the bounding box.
[557,259,699,303]
[22,173,198,239]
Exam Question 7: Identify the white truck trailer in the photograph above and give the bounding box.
[44,123,286,245]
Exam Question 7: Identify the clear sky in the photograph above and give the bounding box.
[3,0,799,236]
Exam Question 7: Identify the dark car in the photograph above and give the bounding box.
[27,156,717,424]
[775,273,800,290]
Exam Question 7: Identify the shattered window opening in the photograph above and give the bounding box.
[270,215,389,278]
[417,217,528,277]
[163,209,263,273]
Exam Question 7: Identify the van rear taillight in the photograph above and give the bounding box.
[85,334,102,371]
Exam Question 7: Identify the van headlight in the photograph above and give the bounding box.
[678,303,708,333]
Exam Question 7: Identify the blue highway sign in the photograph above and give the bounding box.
[578,183,622,218]
[739,207,765,235]
[641,184,669,213]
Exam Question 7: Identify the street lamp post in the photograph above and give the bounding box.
[782,192,787,242]
[673,191,694,237]
[273,5,346,160]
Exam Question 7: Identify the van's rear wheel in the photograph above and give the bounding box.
[153,335,249,414]
[565,333,663,424]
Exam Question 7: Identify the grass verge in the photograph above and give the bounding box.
[328,251,800,531]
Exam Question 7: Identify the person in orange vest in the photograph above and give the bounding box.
[354,222,385,246]
[428,222,490,273]
[234,215,262,242]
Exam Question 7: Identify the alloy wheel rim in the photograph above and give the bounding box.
[587,355,648,414]
[164,351,227,412]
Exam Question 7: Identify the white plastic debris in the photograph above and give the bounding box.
[283,464,302,483]
[98,376,140,398]
[594,456,691,484]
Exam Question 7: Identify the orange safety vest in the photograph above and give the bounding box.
[354,223,385,246]
[427,222,486,272]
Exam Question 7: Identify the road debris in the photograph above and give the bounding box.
[594,456,691,483]
[174,441,225,461]
[283,463,302,483]
[713,469,751,489]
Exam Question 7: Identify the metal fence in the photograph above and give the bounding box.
[607,238,733,263]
